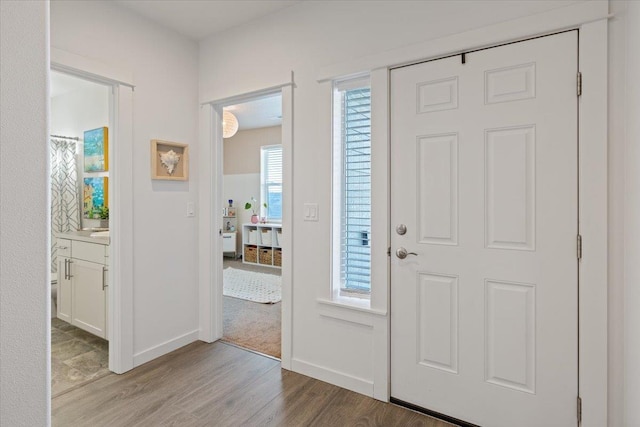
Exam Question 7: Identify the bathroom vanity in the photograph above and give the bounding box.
[55,231,109,340]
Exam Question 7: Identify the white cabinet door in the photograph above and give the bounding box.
[390,31,578,426]
[57,258,72,323]
[222,232,236,253]
[71,259,106,338]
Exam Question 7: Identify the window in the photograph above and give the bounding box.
[332,76,371,295]
[260,145,282,221]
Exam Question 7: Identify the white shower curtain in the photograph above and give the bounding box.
[50,138,80,273]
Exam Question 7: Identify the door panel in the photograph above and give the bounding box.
[390,31,578,427]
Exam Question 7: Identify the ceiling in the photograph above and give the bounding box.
[114,0,301,40]
[225,94,282,131]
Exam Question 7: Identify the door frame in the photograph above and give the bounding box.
[318,2,608,425]
[199,81,294,369]
[51,48,135,374]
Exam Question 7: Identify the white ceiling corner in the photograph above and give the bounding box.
[113,0,302,41]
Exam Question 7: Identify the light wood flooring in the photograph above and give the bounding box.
[52,341,455,427]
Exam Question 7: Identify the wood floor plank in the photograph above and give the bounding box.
[52,341,454,427]
[174,349,278,416]
[52,342,239,426]
[190,363,283,424]
[243,374,342,426]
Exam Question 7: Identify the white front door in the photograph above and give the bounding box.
[390,31,578,427]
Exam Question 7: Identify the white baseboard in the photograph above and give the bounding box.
[133,330,199,367]
[291,358,374,397]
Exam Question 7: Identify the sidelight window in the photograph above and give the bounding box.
[332,76,372,295]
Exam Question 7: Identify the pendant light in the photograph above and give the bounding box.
[222,111,239,138]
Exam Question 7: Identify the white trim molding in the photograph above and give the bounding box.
[291,358,374,397]
[133,330,199,367]
[578,18,608,427]
[51,47,135,89]
[108,84,135,374]
[50,54,135,375]
[198,78,295,370]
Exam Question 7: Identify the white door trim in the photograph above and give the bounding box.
[50,51,135,374]
[317,4,607,426]
[577,19,608,426]
[199,81,294,369]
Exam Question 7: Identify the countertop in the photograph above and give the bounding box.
[55,230,110,245]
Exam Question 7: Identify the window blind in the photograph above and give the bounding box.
[341,86,371,292]
[261,145,282,220]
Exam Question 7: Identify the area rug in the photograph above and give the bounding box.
[223,267,282,303]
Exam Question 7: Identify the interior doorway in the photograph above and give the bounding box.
[390,31,579,426]
[219,94,283,359]
[49,70,113,396]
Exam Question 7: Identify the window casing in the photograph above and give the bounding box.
[260,145,282,221]
[332,76,372,296]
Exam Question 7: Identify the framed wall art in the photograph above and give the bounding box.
[151,139,189,181]
[84,126,109,172]
[83,177,108,219]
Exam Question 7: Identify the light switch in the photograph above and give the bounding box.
[187,202,195,217]
[304,203,318,221]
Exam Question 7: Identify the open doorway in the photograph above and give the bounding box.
[49,70,112,396]
[219,93,283,359]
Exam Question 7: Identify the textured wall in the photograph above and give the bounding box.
[0,0,50,425]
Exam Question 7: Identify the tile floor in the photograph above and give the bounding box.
[51,318,110,397]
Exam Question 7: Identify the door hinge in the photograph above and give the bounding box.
[387,247,391,257]
[577,234,583,260]
[577,396,582,423]
[577,72,582,97]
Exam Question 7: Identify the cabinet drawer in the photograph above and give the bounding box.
[72,240,107,264]
[56,239,71,257]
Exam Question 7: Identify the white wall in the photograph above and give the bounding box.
[199,0,629,423]
[624,3,640,426]
[223,126,282,244]
[224,126,281,175]
[0,1,50,425]
[51,83,109,138]
[51,1,201,362]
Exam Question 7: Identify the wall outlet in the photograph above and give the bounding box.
[303,203,318,221]
[187,202,195,217]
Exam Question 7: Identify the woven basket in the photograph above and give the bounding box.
[274,248,282,267]
[258,248,273,265]
[244,245,258,263]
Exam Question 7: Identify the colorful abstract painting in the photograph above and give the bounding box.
[83,177,108,219]
[84,127,109,172]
